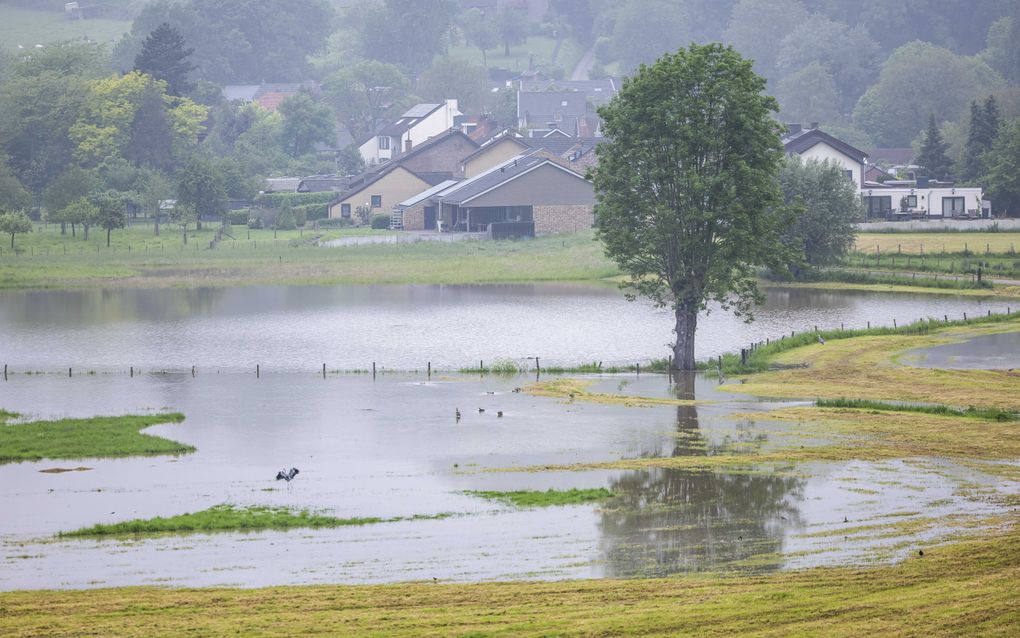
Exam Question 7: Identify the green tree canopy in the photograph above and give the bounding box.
[175,156,226,221]
[495,7,530,57]
[278,92,335,157]
[852,41,1001,147]
[0,155,31,212]
[0,210,32,250]
[961,96,1001,182]
[592,43,789,370]
[916,114,954,179]
[461,8,498,68]
[418,58,488,114]
[92,190,126,247]
[358,0,459,73]
[723,0,808,80]
[604,0,692,73]
[133,22,196,97]
[778,157,861,277]
[323,61,410,140]
[774,63,841,126]
[985,117,1020,216]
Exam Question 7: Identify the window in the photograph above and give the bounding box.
[864,195,892,218]
[904,195,918,208]
[370,195,382,208]
[340,203,351,218]
[377,136,390,150]
[943,196,965,216]
[845,169,854,181]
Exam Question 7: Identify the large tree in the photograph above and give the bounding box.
[916,114,954,179]
[93,190,126,247]
[418,58,488,114]
[592,43,789,370]
[133,22,196,96]
[323,61,410,140]
[778,157,861,278]
[0,155,31,212]
[723,0,808,81]
[175,155,226,229]
[358,0,459,73]
[985,117,1020,216]
[961,96,1001,182]
[278,92,335,157]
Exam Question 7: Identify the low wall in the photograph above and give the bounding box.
[857,218,1020,232]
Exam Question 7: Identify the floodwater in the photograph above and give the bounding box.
[0,372,1012,590]
[906,332,1020,370]
[0,284,1011,372]
[0,284,1015,590]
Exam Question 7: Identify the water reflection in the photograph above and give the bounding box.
[600,373,805,576]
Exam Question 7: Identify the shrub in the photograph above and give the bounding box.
[370,214,390,229]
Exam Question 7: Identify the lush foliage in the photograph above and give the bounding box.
[132,22,195,97]
[0,210,32,249]
[916,114,953,179]
[778,157,861,276]
[593,44,788,369]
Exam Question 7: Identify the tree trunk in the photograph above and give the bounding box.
[106,228,111,247]
[672,305,698,371]
[83,224,89,241]
[154,213,160,237]
[71,223,76,238]
[61,222,66,235]
[9,232,13,249]
[183,228,187,245]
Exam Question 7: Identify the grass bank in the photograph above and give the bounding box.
[465,488,613,507]
[0,410,190,463]
[0,5,130,50]
[855,231,1020,255]
[59,505,386,538]
[3,520,1018,636]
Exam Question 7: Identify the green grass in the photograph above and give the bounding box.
[0,5,130,50]
[465,488,613,507]
[814,398,1019,422]
[447,35,586,74]
[712,309,1020,375]
[58,504,385,538]
[797,268,993,290]
[0,410,191,463]
[0,225,617,289]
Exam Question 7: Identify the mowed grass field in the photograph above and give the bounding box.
[0,224,619,288]
[0,5,130,50]
[447,35,586,74]
[854,232,1020,255]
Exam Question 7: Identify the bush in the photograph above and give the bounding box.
[316,217,354,229]
[252,192,335,208]
[227,209,250,225]
[370,214,390,229]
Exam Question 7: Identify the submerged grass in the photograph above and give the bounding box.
[58,505,384,538]
[0,411,190,463]
[815,398,1019,421]
[465,488,613,507]
[524,378,699,407]
[4,519,1020,636]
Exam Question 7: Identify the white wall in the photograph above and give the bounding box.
[403,99,460,151]
[862,186,984,218]
[795,142,864,189]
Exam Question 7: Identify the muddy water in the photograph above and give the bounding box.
[0,284,1011,372]
[0,373,1012,590]
[905,332,1020,370]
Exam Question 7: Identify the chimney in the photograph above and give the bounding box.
[810,122,819,130]
[787,123,802,135]
[405,139,412,153]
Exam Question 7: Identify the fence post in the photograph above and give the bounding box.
[323,363,326,379]
[256,364,260,378]
[427,361,431,379]
[372,362,376,379]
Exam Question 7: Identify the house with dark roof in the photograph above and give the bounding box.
[782,124,868,190]
[519,78,620,107]
[405,150,594,234]
[358,100,462,166]
[517,91,589,137]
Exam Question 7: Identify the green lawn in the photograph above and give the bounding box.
[0,409,190,463]
[465,488,614,507]
[448,35,586,74]
[0,5,130,50]
[0,225,618,289]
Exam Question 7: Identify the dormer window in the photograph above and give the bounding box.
[378,136,390,150]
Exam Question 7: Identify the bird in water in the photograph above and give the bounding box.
[478,408,485,413]
[276,467,299,482]
[497,411,503,418]
[455,408,461,421]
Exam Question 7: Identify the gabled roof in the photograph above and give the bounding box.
[782,128,867,163]
[264,177,302,192]
[330,164,426,204]
[394,128,478,165]
[397,180,460,209]
[437,150,590,206]
[458,131,530,165]
[519,78,620,106]
[518,91,588,131]
[297,176,351,192]
[523,136,600,160]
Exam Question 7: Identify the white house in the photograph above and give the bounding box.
[358,100,461,166]
[783,124,987,220]
[782,124,867,190]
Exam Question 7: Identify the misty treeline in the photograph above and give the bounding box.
[2,0,1020,225]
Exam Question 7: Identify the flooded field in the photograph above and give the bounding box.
[1,372,1013,590]
[0,284,1012,372]
[1,284,1016,591]
[906,332,1020,370]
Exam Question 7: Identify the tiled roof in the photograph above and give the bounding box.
[438,150,588,206]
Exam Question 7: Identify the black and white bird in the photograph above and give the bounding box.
[818,335,826,345]
[276,467,300,482]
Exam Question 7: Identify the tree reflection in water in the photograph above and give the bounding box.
[599,372,805,577]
